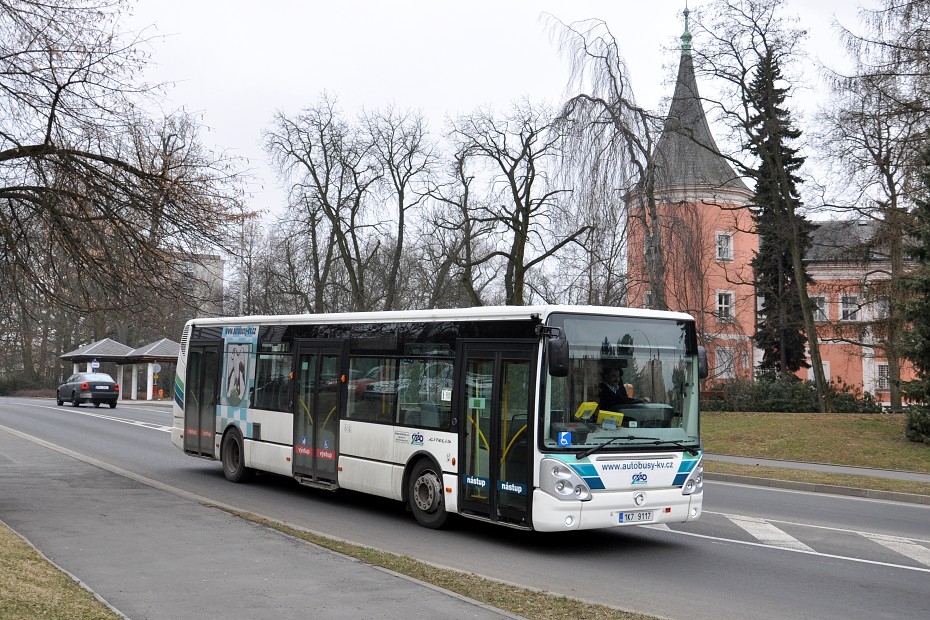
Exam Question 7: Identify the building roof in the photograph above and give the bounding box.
[126,338,180,360]
[653,15,750,197]
[805,220,887,263]
[61,338,134,361]
[60,337,179,364]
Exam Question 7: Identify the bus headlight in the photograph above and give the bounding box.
[681,462,704,496]
[540,458,592,502]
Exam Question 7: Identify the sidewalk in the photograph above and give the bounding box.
[703,453,930,505]
[0,428,519,620]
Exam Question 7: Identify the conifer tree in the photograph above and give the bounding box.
[901,145,930,443]
[747,50,815,374]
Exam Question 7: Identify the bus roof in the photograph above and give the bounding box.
[185,305,695,329]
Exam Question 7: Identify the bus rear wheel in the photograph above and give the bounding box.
[221,427,251,483]
[408,459,447,529]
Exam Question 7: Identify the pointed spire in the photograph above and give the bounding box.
[681,4,692,55]
[652,3,749,198]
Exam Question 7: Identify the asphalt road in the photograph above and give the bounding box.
[1,396,928,620]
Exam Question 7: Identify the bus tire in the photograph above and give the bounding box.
[408,459,448,529]
[221,427,251,483]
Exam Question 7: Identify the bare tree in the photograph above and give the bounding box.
[550,17,667,309]
[818,0,930,410]
[450,100,586,306]
[265,95,383,312]
[1,1,245,313]
[421,149,500,307]
[363,107,434,310]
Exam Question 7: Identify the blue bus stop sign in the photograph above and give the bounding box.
[91,359,100,371]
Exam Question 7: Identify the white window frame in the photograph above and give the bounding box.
[841,295,860,321]
[811,296,828,322]
[876,363,890,391]
[716,346,736,379]
[716,232,734,261]
[875,298,890,320]
[717,290,735,323]
[808,361,831,382]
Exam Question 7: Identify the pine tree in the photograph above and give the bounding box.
[901,144,930,443]
[747,50,815,374]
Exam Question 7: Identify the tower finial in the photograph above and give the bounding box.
[681,3,692,55]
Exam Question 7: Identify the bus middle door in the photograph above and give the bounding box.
[458,340,535,527]
[292,340,346,485]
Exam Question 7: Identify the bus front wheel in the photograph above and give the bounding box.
[408,459,448,529]
[221,427,251,483]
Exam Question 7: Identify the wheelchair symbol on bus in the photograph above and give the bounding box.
[558,432,572,447]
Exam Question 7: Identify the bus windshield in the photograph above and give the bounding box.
[542,314,700,453]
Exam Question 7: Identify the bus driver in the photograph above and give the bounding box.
[598,365,637,411]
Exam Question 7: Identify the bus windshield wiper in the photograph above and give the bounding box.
[651,438,700,456]
[576,435,641,459]
[576,436,699,459]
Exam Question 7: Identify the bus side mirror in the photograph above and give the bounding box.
[548,337,569,377]
[697,346,708,379]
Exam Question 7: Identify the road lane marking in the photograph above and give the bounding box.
[13,402,172,433]
[725,514,815,552]
[656,527,930,574]
[704,510,930,545]
[861,533,930,568]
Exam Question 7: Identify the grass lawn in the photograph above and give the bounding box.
[702,412,930,472]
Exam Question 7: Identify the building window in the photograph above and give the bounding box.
[876,363,890,391]
[716,232,734,261]
[716,347,735,379]
[811,296,827,322]
[875,298,890,320]
[807,361,831,382]
[841,295,860,321]
[717,291,734,322]
[643,290,652,309]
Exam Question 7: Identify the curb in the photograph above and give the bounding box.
[705,472,930,505]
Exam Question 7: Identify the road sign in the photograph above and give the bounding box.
[153,363,161,373]
[91,359,100,371]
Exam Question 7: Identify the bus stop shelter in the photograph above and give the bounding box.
[61,338,180,401]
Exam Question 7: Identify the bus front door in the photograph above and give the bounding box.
[459,340,535,526]
[183,342,220,457]
[292,341,345,484]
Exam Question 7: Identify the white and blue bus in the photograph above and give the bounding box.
[171,305,706,531]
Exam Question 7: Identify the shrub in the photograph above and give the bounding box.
[0,376,29,396]
[702,373,882,413]
[905,406,930,444]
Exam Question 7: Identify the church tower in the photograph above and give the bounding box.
[627,8,757,381]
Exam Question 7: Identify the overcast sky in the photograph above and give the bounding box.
[128,0,871,217]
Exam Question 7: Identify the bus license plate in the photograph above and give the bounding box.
[620,511,653,523]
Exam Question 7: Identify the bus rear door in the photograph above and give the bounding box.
[458,340,535,527]
[292,340,346,485]
[183,340,221,457]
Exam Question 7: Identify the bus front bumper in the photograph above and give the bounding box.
[531,487,703,532]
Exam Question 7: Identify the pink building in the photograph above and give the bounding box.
[802,220,914,407]
[626,17,907,406]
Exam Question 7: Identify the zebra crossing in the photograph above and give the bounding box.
[647,511,930,572]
